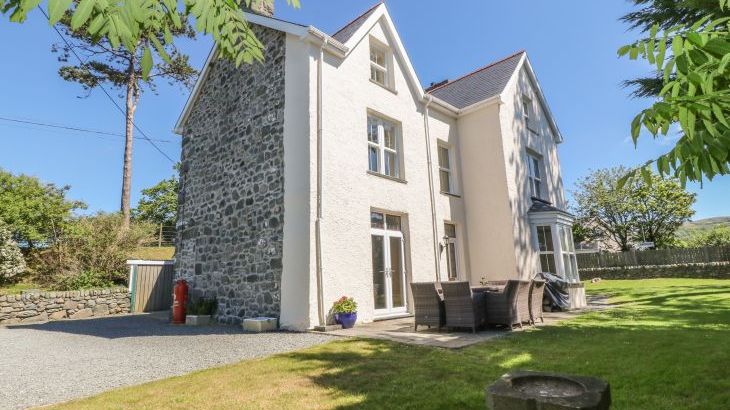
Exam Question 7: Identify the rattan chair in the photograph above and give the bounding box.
[441,281,486,333]
[410,282,445,331]
[485,280,531,330]
[529,279,546,325]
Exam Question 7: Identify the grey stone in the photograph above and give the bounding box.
[63,300,78,310]
[70,308,93,319]
[92,304,109,316]
[486,371,611,410]
[49,311,67,320]
[175,24,286,325]
[21,312,48,323]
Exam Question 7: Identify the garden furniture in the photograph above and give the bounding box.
[441,281,486,333]
[410,282,446,331]
[529,279,546,324]
[484,280,531,330]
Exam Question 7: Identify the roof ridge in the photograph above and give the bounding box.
[426,49,526,94]
[331,1,383,39]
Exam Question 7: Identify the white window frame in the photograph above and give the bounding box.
[369,41,389,88]
[437,143,456,194]
[367,114,402,179]
[443,222,460,281]
[530,215,581,283]
[527,151,543,199]
[523,95,538,133]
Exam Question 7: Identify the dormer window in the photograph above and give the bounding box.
[370,42,389,87]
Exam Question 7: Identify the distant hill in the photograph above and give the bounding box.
[677,217,730,238]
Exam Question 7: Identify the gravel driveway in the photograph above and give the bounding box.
[0,313,334,409]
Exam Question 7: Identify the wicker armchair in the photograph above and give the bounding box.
[485,280,531,330]
[441,281,486,333]
[410,282,445,331]
[529,279,546,325]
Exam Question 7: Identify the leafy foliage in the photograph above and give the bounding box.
[572,167,695,250]
[30,213,155,289]
[619,0,730,185]
[675,225,730,246]
[132,171,178,226]
[57,270,115,289]
[0,169,86,248]
[331,296,357,314]
[186,297,217,315]
[0,222,26,282]
[2,0,299,69]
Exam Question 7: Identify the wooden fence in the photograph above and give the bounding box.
[576,246,730,269]
[127,260,174,312]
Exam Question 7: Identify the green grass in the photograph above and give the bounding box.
[51,279,729,410]
[0,281,46,295]
[128,246,175,260]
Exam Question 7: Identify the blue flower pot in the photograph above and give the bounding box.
[335,312,357,329]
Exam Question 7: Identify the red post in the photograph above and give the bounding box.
[171,279,189,324]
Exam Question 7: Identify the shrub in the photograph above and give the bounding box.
[55,270,115,290]
[0,222,26,283]
[186,298,217,315]
[675,227,730,248]
[29,213,155,289]
[332,296,357,314]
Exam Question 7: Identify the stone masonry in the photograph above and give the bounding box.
[0,288,130,324]
[580,262,730,280]
[175,25,286,325]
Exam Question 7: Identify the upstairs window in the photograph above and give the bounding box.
[370,43,389,87]
[527,151,543,199]
[438,144,454,194]
[523,96,537,133]
[368,115,401,179]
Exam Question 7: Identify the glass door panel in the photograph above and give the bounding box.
[371,235,386,310]
[389,236,405,309]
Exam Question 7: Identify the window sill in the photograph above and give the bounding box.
[440,191,462,198]
[367,170,407,184]
[370,79,398,95]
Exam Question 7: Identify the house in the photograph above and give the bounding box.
[173,2,580,330]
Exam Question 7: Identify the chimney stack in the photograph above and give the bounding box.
[247,0,274,17]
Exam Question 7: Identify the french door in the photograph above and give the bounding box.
[371,212,407,317]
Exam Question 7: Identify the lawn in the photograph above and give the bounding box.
[51,279,729,410]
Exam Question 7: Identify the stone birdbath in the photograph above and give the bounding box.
[486,370,611,409]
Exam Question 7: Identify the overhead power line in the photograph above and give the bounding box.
[37,6,176,163]
[0,116,171,143]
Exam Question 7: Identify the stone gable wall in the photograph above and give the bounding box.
[0,288,130,324]
[175,25,286,325]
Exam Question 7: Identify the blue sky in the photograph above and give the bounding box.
[1,0,728,219]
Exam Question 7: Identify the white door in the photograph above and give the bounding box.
[371,212,407,317]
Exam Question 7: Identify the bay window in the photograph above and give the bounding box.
[530,210,580,283]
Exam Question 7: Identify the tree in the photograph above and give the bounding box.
[51,10,196,229]
[632,172,697,248]
[676,225,730,247]
[133,172,178,227]
[618,0,730,185]
[0,221,26,283]
[572,167,695,251]
[3,0,297,67]
[621,0,727,97]
[0,169,86,248]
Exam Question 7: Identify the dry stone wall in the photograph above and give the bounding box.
[580,262,730,280]
[0,288,130,324]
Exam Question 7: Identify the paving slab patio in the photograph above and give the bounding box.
[324,296,611,349]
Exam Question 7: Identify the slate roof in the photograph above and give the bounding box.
[331,2,382,43]
[427,51,525,109]
[528,199,573,216]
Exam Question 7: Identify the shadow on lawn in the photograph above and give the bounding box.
[276,286,730,409]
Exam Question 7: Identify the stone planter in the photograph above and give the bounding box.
[486,370,611,410]
[185,315,212,326]
[242,317,278,332]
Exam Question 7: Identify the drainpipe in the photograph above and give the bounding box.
[314,39,327,327]
[422,95,441,282]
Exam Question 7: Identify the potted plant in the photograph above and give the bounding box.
[332,296,357,329]
[185,297,217,326]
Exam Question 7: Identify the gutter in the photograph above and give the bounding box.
[314,38,327,328]
[422,95,441,282]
